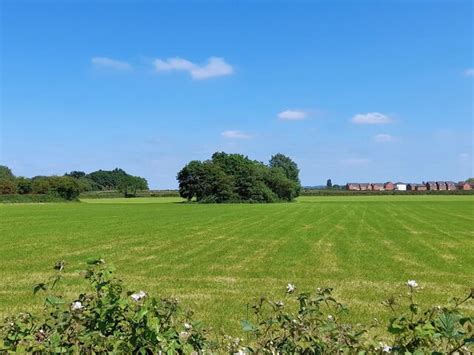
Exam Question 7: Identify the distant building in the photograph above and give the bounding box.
[384,182,395,191]
[436,181,447,190]
[426,181,437,190]
[395,182,407,191]
[346,183,360,191]
[371,183,384,191]
[445,181,456,191]
[409,183,427,191]
[359,183,371,191]
[456,182,472,190]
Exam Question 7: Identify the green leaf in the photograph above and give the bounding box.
[45,295,65,306]
[33,283,47,294]
[241,319,256,332]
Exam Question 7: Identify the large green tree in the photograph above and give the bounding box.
[177,152,300,203]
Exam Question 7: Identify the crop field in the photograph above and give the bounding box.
[1,196,473,334]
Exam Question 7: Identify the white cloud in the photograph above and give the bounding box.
[342,158,371,165]
[374,133,396,142]
[91,57,132,70]
[352,112,393,125]
[277,109,309,121]
[464,68,474,77]
[221,130,251,139]
[154,56,234,79]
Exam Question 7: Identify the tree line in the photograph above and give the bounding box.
[177,152,301,203]
[0,166,148,200]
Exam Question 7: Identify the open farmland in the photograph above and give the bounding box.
[0,196,473,334]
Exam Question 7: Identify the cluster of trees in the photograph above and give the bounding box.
[0,166,148,200]
[177,152,301,203]
[65,168,148,197]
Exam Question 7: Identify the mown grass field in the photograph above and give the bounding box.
[1,196,473,335]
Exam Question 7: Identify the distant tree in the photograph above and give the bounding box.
[16,177,32,194]
[86,168,148,192]
[326,179,332,188]
[49,176,83,200]
[466,178,474,183]
[0,179,17,194]
[65,171,86,179]
[31,178,51,194]
[118,175,148,197]
[0,165,15,181]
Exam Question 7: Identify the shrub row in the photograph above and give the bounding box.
[1,260,472,353]
[0,194,69,203]
[300,189,474,196]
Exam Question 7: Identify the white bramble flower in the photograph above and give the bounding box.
[407,280,418,288]
[327,315,334,321]
[286,283,296,293]
[382,344,392,353]
[71,301,84,311]
[184,322,192,330]
[131,290,147,301]
[179,331,190,341]
[235,349,247,355]
[275,301,284,307]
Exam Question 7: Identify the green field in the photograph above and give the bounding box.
[1,196,473,335]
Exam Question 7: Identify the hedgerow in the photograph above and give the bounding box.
[1,260,472,353]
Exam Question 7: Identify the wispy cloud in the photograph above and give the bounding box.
[154,57,234,80]
[342,158,371,165]
[352,112,392,125]
[277,109,309,121]
[464,68,474,77]
[221,130,252,139]
[91,57,132,70]
[374,133,396,142]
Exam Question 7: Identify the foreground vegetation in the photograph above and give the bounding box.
[1,195,472,339]
[1,260,472,353]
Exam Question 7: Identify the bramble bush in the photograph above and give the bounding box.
[1,260,472,354]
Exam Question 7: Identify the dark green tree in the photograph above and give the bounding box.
[0,165,15,181]
[327,179,332,188]
[16,177,32,194]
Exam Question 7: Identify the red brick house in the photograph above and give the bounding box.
[359,183,371,191]
[436,181,447,190]
[456,182,472,190]
[407,183,426,191]
[384,182,394,191]
[346,183,360,191]
[371,183,384,191]
[426,181,437,190]
[445,181,456,190]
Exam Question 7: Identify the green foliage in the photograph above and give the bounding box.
[117,175,149,197]
[326,178,332,188]
[0,194,67,203]
[0,260,210,353]
[48,176,83,200]
[86,168,148,192]
[0,165,15,181]
[0,179,17,195]
[1,262,472,353]
[15,177,32,194]
[177,152,300,203]
[269,153,301,194]
[301,189,474,196]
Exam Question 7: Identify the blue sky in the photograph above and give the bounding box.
[1,0,472,188]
